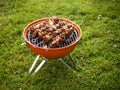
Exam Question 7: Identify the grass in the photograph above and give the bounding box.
[0,0,120,90]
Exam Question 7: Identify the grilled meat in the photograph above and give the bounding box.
[30,17,74,47]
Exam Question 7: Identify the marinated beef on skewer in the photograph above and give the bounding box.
[52,16,59,24]
[29,17,75,48]
[31,29,40,38]
[50,36,62,48]
[43,34,52,43]
[38,30,46,38]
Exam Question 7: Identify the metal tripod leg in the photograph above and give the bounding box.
[29,55,47,75]
[68,54,75,65]
[59,58,72,70]
[29,55,40,73]
[29,54,75,75]
[32,59,47,75]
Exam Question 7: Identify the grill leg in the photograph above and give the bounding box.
[59,58,72,70]
[32,59,47,75]
[29,55,40,73]
[21,42,26,46]
[68,54,75,64]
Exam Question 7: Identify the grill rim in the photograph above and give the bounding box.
[23,18,82,50]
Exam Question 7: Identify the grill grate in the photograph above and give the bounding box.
[27,23,78,48]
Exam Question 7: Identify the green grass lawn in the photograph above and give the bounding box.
[0,0,120,90]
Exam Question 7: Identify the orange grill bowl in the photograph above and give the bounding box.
[23,18,82,59]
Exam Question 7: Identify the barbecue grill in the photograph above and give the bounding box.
[22,18,82,75]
